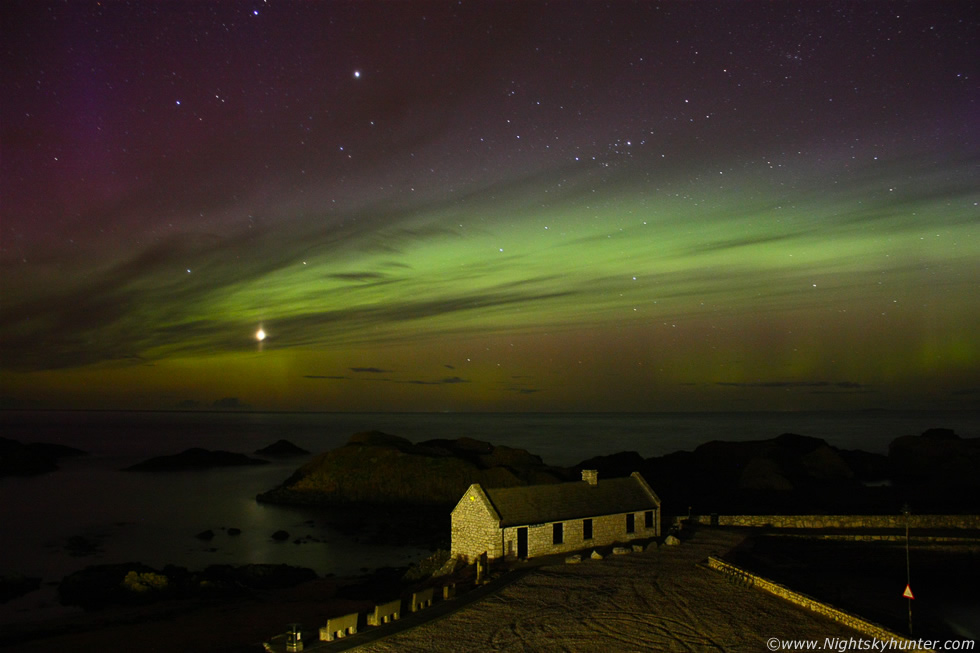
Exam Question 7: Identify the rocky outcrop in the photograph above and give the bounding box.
[124,448,269,471]
[254,439,310,457]
[58,562,318,610]
[585,433,892,515]
[889,428,980,483]
[257,431,569,508]
[574,451,645,479]
[888,429,980,511]
[257,427,978,520]
[0,437,87,477]
[578,429,979,516]
[0,575,41,603]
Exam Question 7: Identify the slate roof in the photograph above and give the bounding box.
[482,473,659,528]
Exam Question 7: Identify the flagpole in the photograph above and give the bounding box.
[903,503,912,636]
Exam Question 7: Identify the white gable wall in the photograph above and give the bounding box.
[450,484,503,563]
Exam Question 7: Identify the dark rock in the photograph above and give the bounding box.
[197,563,316,590]
[574,451,645,479]
[838,448,890,482]
[920,428,959,440]
[24,441,87,460]
[59,563,163,609]
[254,439,310,457]
[258,432,567,511]
[888,429,980,510]
[402,549,451,582]
[124,448,269,471]
[195,529,215,541]
[478,444,544,469]
[637,432,886,515]
[0,575,41,603]
[58,562,316,610]
[418,436,494,457]
[271,530,290,541]
[336,566,408,601]
[738,457,794,491]
[0,436,87,477]
[65,535,101,556]
[800,444,854,480]
[889,429,978,480]
[348,430,414,449]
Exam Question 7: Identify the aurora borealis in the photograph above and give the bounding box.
[1,1,977,412]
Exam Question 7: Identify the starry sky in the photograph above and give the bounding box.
[1,1,977,412]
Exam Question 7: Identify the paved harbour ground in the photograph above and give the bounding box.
[352,530,881,653]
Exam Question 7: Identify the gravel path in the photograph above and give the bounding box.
[353,530,870,652]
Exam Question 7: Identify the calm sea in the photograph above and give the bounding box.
[1,410,977,626]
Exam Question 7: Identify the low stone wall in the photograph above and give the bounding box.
[773,533,980,543]
[367,598,401,626]
[689,514,980,530]
[411,587,434,612]
[706,556,932,651]
[320,611,358,641]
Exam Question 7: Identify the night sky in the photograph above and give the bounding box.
[1,1,977,412]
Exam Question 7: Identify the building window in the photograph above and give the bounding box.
[553,522,564,545]
[583,518,593,540]
[626,513,635,534]
[645,510,654,528]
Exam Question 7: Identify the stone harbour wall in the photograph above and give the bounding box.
[688,514,980,530]
[706,556,934,652]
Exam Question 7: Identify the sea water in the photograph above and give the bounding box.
[1,410,977,625]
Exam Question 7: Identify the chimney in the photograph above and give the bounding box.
[581,469,598,486]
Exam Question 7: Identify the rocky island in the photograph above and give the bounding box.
[123,447,269,471]
[254,439,310,457]
[257,430,570,507]
[260,428,980,518]
[0,436,87,477]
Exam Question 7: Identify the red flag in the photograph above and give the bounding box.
[903,584,914,599]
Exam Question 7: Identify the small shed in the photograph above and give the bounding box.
[451,470,660,563]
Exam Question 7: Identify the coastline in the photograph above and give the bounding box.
[7,529,977,652]
[2,413,978,648]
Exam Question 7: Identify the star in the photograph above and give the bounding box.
[353,70,361,79]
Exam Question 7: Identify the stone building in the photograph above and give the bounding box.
[451,470,661,563]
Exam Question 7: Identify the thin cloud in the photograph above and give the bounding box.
[212,397,249,409]
[404,376,469,385]
[717,381,869,389]
[327,272,388,282]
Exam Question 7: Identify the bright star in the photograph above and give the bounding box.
[353,70,361,79]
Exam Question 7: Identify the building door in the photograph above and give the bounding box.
[517,527,528,559]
